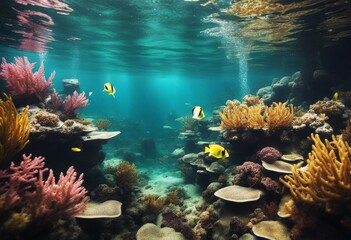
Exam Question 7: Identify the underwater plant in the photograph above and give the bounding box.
[0,56,54,102]
[115,161,138,191]
[0,94,30,164]
[280,134,351,213]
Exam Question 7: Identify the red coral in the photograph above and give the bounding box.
[63,91,89,118]
[0,56,54,101]
[237,161,263,187]
[256,147,282,163]
[0,154,88,222]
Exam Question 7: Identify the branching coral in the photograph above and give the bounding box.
[0,94,30,164]
[265,102,294,128]
[0,56,54,101]
[280,134,351,213]
[219,100,293,130]
[115,161,138,191]
[0,154,88,225]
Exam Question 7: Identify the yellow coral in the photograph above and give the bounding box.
[115,161,138,190]
[280,134,351,212]
[265,102,293,128]
[219,101,293,130]
[0,94,30,164]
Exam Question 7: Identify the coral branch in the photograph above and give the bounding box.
[280,134,351,213]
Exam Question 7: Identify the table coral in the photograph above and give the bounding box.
[280,134,351,213]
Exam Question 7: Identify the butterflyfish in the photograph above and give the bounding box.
[71,147,81,152]
[332,91,339,101]
[103,82,116,98]
[205,144,229,159]
[192,106,205,119]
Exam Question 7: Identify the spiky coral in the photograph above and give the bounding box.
[0,94,30,164]
[115,161,138,191]
[280,134,351,213]
[219,100,293,130]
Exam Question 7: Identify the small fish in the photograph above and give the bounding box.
[71,147,81,152]
[103,82,116,97]
[332,91,339,101]
[205,144,229,159]
[192,106,205,119]
[88,91,93,97]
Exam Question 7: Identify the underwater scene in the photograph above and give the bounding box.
[1,0,351,239]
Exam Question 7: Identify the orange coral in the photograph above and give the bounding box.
[115,161,138,191]
[280,134,351,213]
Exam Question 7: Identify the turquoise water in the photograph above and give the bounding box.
[0,0,323,134]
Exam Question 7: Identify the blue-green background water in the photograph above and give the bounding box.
[1,0,351,135]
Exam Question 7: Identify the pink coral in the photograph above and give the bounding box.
[0,56,54,101]
[0,154,88,221]
[63,90,89,117]
[50,88,63,111]
[256,147,282,163]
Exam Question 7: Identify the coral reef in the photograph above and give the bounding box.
[0,94,30,165]
[115,161,138,191]
[281,134,351,213]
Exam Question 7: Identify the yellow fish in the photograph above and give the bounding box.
[332,91,339,101]
[205,144,229,159]
[192,106,205,119]
[71,147,81,152]
[103,82,116,98]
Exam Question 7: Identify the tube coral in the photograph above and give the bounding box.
[0,94,30,164]
[280,134,351,213]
